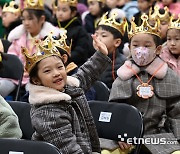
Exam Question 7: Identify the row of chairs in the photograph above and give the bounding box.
[3,100,144,154]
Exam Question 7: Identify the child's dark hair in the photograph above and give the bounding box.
[96,25,123,39]
[56,0,80,18]
[22,9,45,20]
[29,61,39,84]
[152,35,162,47]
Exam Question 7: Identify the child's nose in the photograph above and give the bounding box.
[53,69,60,77]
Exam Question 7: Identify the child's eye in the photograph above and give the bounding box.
[44,70,50,73]
[132,44,138,47]
[58,66,63,69]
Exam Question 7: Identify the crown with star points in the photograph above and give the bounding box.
[149,6,171,23]
[24,0,44,10]
[2,1,20,14]
[22,31,71,73]
[58,0,78,7]
[168,14,180,30]
[98,12,127,35]
[128,13,161,39]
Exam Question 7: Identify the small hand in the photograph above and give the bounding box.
[118,141,133,150]
[91,34,108,56]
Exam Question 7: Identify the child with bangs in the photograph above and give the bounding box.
[84,0,107,34]
[160,15,180,76]
[94,12,126,89]
[109,14,180,154]
[148,6,172,44]
[1,1,21,39]
[22,29,111,153]
[53,0,93,66]
[1,0,61,98]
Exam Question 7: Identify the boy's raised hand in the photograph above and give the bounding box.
[92,34,108,56]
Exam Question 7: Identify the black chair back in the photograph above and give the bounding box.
[8,101,34,140]
[0,53,24,100]
[0,138,62,154]
[88,100,144,154]
[93,81,110,101]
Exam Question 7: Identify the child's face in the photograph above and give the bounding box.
[88,1,101,16]
[106,0,118,9]
[95,27,121,53]
[22,10,45,37]
[2,12,18,27]
[137,0,151,13]
[35,56,67,91]
[159,20,169,39]
[56,2,74,22]
[130,33,158,66]
[167,29,180,55]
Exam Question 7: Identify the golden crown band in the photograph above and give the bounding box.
[2,1,20,14]
[58,0,78,7]
[168,14,180,30]
[149,6,171,23]
[24,0,44,10]
[22,31,71,73]
[98,12,127,36]
[128,14,161,39]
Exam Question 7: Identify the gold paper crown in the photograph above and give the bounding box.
[24,0,44,10]
[88,0,105,3]
[58,0,78,7]
[128,14,161,39]
[168,14,180,30]
[22,31,71,73]
[98,12,127,35]
[2,1,20,14]
[149,6,170,22]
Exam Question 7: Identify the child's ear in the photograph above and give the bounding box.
[14,13,19,19]
[71,10,77,18]
[114,38,122,48]
[156,45,162,55]
[32,77,41,85]
[62,54,68,64]
[39,15,46,24]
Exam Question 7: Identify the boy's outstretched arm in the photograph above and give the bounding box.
[73,35,111,91]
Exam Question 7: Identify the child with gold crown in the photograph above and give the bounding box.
[148,6,172,44]
[53,0,94,66]
[160,15,180,77]
[109,14,180,153]
[1,1,21,39]
[22,28,111,153]
[0,0,62,98]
